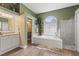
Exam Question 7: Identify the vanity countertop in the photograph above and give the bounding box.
[0,31,19,36]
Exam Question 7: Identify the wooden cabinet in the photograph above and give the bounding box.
[0,34,19,55]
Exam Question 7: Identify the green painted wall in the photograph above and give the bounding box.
[37,5,79,20]
[37,5,79,34]
[20,4,37,18]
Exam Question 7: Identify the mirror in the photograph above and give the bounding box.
[0,16,15,33]
[0,17,9,31]
[0,8,17,35]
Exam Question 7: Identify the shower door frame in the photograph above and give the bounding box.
[75,8,79,52]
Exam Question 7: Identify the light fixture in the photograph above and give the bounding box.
[0,12,13,18]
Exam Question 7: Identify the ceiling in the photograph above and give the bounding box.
[23,3,79,14]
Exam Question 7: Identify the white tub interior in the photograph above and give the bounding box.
[33,35,60,40]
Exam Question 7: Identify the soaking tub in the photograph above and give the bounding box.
[32,35,62,49]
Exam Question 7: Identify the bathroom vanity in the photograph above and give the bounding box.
[0,13,20,55]
[0,33,20,55]
[0,7,20,55]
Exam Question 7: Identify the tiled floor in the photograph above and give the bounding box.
[1,45,79,56]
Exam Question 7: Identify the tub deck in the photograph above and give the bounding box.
[32,35,62,49]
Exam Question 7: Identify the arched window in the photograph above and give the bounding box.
[44,16,57,36]
[45,16,57,23]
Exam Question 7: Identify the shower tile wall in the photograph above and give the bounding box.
[60,17,75,50]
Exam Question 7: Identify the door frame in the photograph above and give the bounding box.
[26,18,32,45]
[25,14,37,46]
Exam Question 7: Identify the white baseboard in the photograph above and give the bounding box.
[19,45,27,49]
